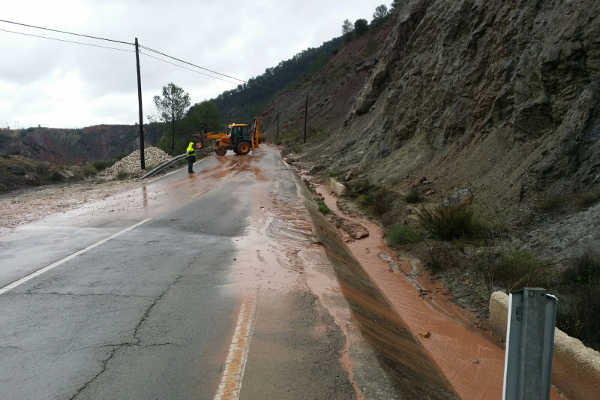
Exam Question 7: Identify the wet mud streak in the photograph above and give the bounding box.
[313,184,566,400]
[309,204,458,399]
[224,150,362,399]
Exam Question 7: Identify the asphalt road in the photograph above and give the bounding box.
[0,146,456,400]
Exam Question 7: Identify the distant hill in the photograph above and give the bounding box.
[0,124,163,164]
[211,36,346,124]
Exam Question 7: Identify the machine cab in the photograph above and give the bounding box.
[229,124,250,143]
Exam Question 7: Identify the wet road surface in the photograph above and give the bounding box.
[0,146,457,399]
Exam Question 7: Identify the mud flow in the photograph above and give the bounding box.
[311,184,566,400]
[220,148,458,399]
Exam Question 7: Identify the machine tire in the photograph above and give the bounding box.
[215,147,227,156]
[236,141,251,155]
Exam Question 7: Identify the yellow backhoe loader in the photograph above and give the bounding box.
[205,117,261,156]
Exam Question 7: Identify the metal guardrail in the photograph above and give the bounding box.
[140,153,187,179]
[503,288,558,400]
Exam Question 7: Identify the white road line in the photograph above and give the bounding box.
[213,291,258,400]
[0,218,152,296]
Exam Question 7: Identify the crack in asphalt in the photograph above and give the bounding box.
[68,258,197,399]
[0,345,25,352]
[68,346,118,400]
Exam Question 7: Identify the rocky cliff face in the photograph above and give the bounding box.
[0,124,163,164]
[266,0,600,216]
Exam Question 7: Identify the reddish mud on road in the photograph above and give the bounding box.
[1,146,503,399]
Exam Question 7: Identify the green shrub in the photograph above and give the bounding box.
[386,224,423,246]
[490,249,547,290]
[356,192,374,210]
[405,187,423,204]
[561,249,600,287]
[81,163,97,177]
[345,178,372,197]
[348,182,395,217]
[424,246,457,274]
[574,191,600,209]
[556,287,600,350]
[417,203,487,240]
[117,170,130,180]
[318,201,331,215]
[48,171,64,182]
[92,160,113,171]
[535,193,567,213]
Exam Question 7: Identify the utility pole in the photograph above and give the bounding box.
[276,109,280,143]
[171,114,175,154]
[303,94,309,144]
[134,37,145,170]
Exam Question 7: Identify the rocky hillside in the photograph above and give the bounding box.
[0,123,163,164]
[263,0,600,217]
[256,0,600,348]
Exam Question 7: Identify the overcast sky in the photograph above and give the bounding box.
[1,0,387,129]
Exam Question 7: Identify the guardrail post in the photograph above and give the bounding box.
[503,288,558,400]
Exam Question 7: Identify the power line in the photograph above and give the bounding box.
[139,50,240,85]
[0,27,134,53]
[0,27,241,85]
[0,18,133,45]
[0,18,247,85]
[140,44,247,83]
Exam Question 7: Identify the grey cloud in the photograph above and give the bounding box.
[1,0,386,128]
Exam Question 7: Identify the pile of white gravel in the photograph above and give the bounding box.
[103,147,171,178]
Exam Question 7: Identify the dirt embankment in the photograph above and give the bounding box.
[263,0,600,256]
[263,0,600,351]
[271,0,600,209]
[0,147,174,231]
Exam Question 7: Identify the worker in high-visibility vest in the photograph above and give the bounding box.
[186,141,196,174]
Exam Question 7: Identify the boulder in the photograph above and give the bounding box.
[443,189,474,207]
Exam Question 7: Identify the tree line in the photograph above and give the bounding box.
[342,1,406,39]
[152,83,221,155]
[151,2,407,155]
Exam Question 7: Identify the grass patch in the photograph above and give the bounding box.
[557,249,600,348]
[48,171,64,182]
[535,190,600,213]
[424,245,458,274]
[80,163,97,177]
[489,249,547,291]
[561,248,600,286]
[405,187,423,204]
[117,170,130,180]
[326,168,343,178]
[574,190,600,209]
[318,201,331,215]
[92,159,113,171]
[535,195,566,212]
[417,203,489,241]
[346,179,396,217]
[556,288,600,349]
[386,224,423,246]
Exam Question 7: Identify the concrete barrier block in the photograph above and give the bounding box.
[328,178,346,196]
[489,291,600,400]
[489,291,509,341]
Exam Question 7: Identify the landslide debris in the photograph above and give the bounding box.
[102,147,171,179]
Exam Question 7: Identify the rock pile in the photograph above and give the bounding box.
[103,147,171,178]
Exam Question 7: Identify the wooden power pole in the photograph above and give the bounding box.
[276,110,280,143]
[134,37,145,170]
[303,94,309,144]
